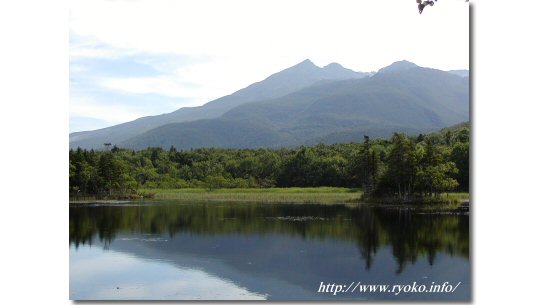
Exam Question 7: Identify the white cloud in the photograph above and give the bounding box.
[70,45,123,59]
[70,95,145,124]
[69,63,89,74]
[96,58,295,102]
[70,33,131,59]
[98,75,206,99]
[70,0,469,71]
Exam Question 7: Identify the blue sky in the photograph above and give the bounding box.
[70,38,206,131]
[69,0,469,133]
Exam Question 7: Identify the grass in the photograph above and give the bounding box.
[361,192,470,207]
[412,192,469,210]
[442,192,470,201]
[138,187,363,204]
[71,188,469,206]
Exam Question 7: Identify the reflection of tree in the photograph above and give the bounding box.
[70,203,469,273]
[370,208,470,273]
[353,207,380,270]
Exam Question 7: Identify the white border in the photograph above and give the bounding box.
[2,1,538,305]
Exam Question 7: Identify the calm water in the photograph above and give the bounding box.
[69,201,470,300]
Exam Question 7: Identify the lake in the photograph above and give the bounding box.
[69,201,470,300]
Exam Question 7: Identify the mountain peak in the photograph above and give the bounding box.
[296,58,317,66]
[279,59,320,74]
[322,62,366,79]
[324,62,344,69]
[322,62,347,73]
[378,60,419,74]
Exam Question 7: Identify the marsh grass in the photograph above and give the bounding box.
[139,187,363,204]
[443,192,470,201]
[359,191,470,208]
[70,188,468,206]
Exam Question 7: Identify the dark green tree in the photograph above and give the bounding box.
[450,141,469,191]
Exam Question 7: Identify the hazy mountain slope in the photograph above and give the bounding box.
[123,62,469,149]
[447,70,469,78]
[123,117,295,150]
[220,64,468,139]
[70,60,367,149]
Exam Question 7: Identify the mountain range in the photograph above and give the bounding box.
[70,60,469,150]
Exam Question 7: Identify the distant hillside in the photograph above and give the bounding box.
[447,70,469,78]
[437,121,470,132]
[428,121,470,139]
[70,59,367,149]
[122,62,469,149]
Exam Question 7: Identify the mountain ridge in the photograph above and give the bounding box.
[119,63,469,150]
[70,59,368,149]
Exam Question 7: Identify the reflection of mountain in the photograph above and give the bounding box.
[71,203,469,265]
[82,231,469,300]
[104,233,358,300]
[70,203,469,300]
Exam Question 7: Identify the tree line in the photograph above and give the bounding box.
[69,123,469,201]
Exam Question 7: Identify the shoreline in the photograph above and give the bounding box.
[70,187,361,204]
[69,188,469,208]
[69,199,469,214]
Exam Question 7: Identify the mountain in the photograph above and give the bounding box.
[322,62,365,79]
[377,60,418,74]
[122,61,469,150]
[447,70,469,78]
[69,59,367,149]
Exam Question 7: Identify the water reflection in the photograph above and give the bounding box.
[70,246,268,300]
[70,202,469,300]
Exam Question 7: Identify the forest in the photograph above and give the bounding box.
[69,123,469,202]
